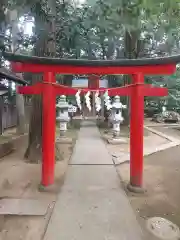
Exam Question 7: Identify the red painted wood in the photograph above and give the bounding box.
[41,72,56,187]
[143,86,168,96]
[130,73,144,188]
[54,84,132,96]
[54,84,77,95]
[11,62,176,75]
[88,75,100,89]
[17,83,43,95]
[12,58,172,189]
[18,82,168,98]
[107,88,131,96]
[18,83,132,96]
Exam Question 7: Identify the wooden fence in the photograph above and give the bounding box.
[2,103,17,130]
[1,103,31,131]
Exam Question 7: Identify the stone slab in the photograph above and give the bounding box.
[112,152,130,165]
[145,123,180,127]
[107,138,128,145]
[70,121,113,165]
[113,141,180,165]
[144,126,179,142]
[44,166,143,240]
[56,137,73,144]
[111,126,180,165]
[112,152,128,158]
[0,141,14,158]
[0,199,50,216]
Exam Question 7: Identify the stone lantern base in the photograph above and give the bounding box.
[59,122,67,136]
[111,122,122,139]
[56,120,73,143]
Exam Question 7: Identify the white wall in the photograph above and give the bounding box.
[72,78,108,88]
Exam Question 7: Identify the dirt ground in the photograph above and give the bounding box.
[104,123,180,239]
[116,146,180,239]
[0,126,79,240]
[2,120,180,239]
[101,124,169,159]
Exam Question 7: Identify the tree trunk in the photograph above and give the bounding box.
[0,2,6,57]
[0,4,6,134]
[0,97,3,135]
[24,93,42,162]
[10,10,26,135]
[16,92,26,134]
[123,30,141,125]
[24,4,49,162]
[25,1,57,162]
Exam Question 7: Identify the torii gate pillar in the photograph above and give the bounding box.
[42,72,56,186]
[129,73,144,191]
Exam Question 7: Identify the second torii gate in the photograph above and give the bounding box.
[3,51,180,192]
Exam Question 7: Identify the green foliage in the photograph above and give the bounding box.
[3,0,180,60]
[145,68,180,109]
[2,0,180,103]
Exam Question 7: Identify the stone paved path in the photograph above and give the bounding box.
[44,121,143,240]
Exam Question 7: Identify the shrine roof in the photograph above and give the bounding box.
[0,67,28,85]
[3,52,180,67]
[0,83,8,91]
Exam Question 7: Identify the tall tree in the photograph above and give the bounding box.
[3,0,180,154]
[9,9,26,134]
[24,1,51,162]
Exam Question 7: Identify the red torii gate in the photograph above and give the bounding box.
[3,51,180,192]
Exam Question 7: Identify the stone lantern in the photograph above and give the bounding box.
[162,105,167,117]
[109,96,126,138]
[56,95,70,137]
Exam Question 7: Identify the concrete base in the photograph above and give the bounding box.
[97,116,105,121]
[0,134,28,159]
[60,131,66,137]
[107,138,128,145]
[56,137,73,144]
[127,183,146,194]
[112,152,130,165]
[0,142,14,158]
[39,184,60,193]
[0,198,50,216]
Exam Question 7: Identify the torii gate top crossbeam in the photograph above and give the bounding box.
[3,52,180,75]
